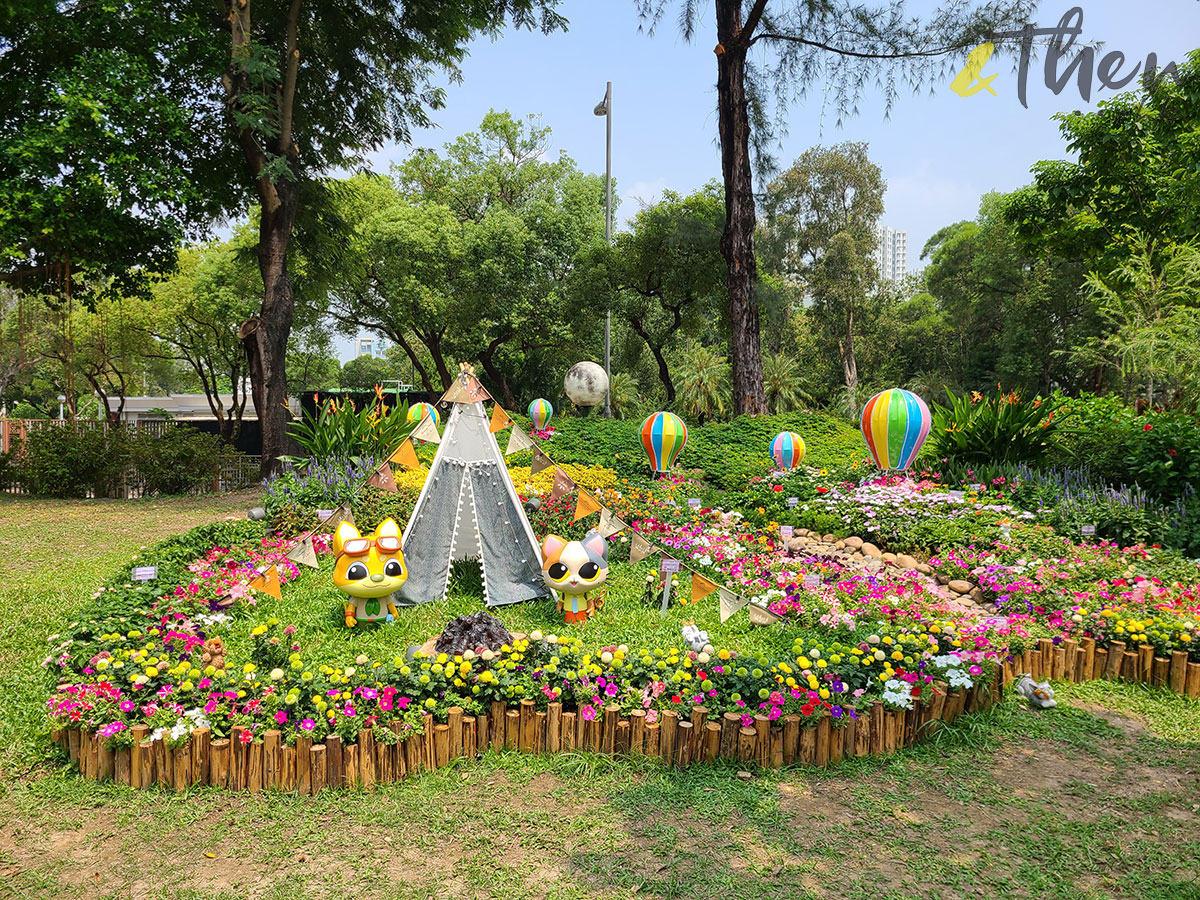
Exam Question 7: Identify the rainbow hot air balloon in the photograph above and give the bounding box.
[770,431,806,470]
[528,398,553,430]
[860,389,932,471]
[640,411,688,473]
[406,402,440,428]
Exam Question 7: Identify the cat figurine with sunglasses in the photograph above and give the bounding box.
[332,518,407,627]
[541,530,608,624]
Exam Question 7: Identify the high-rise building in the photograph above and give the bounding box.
[874,226,908,282]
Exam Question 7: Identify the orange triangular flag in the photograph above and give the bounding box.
[390,439,420,470]
[549,467,576,503]
[366,461,397,493]
[574,489,602,522]
[691,573,719,605]
[249,565,283,600]
[489,404,512,434]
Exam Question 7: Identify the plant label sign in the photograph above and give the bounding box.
[1081,525,1096,537]
[949,490,965,502]
[786,497,799,508]
[316,509,333,520]
[687,498,702,508]
[779,525,794,539]
[971,483,984,491]
[982,616,1010,630]
[659,558,681,575]
[802,573,821,589]
[132,566,158,582]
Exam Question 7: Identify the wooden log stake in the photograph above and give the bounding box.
[375,743,387,786]
[1063,640,1079,682]
[173,742,191,792]
[1137,644,1153,683]
[737,726,757,764]
[505,710,520,750]
[561,712,577,751]
[1186,663,1200,699]
[841,718,856,761]
[358,729,375,790]
[1105,641,1126,679]
[155,734,172,789]
[475,714,488,757]
[644,721,660,756]
[815,713,831,766]
[519,699,536,752]
[115,747,131,786]
[704,722,721,761]
[1153,657,1171,688]
[263,729,280,791]
[138,738,155,790]
[659,710,678,764]
[447,707,463,760]
[1039,637,1054,677]
[130,725,149,789]
[434,724,450,768]
[689,706,708,759]
[629,709,646,754]
[324,735,342,791]
[1170,651,1189,694]
[210,738,229,790]
[870,702,885,754]
[753,715,771,768]
[390,720,406,781]
[535,711,547,752]
[616,720,631,755]
[782,715,800,765]
[490,701,507,750]
[404,735,421,775]
[1081,637,1096,681]
[1122,650,1138,681]
[297,735,312,793]
[68,728,81,764]
[247,739,263,793]
[1052,647,1066,681]
[282,746,297,791]
[602,705,620,754]
[719,712,740,759]
[310,744,326,794]
[343,744,359,789]
[546,703,563,752]
[829,725,844,766]
[98,735,114,781]
[854,714,871,756]
[463,716,477,762]
[192,727,211,786]
[1093,648,1109,682]
[675,721,693,768]
[799,724,816,765]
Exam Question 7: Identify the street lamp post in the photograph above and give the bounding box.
[594,81,613,418]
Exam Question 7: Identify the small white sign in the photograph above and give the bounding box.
[786,497,799,508]
[659,558,681,574]
[971,483,984,491]
[1081,525,1096,536]
[982,616,1010,630]
[316,509,333,520]
[948,490,965,502]
[132,566,158,582]
[687,498,702,508]
[779,525,794,539]
[802,573,821,589]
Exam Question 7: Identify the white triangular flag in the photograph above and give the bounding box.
[598,507,626,538]
[287,536,319,568]
[505,426,534,456]
[410,415,441,444]
[718,587,749,623]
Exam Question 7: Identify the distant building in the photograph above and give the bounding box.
[875,226,908,282]
[355,335,388,358]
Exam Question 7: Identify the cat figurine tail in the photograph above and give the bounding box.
[1015,673,1057,709]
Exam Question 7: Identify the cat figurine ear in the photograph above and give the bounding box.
[582,529,607,562]
[333,520,362,556]
[541,534,567,562]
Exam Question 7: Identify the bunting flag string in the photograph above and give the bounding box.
[441,373,491,404]
[530,446,553,474]
[365,460,398,493]
[573,489,602,522]
[489,404,512,434]
[505,426,534,456]
[718,587,749,623]
[598,507,626,538]
[629,532,656,564]
[410,415,441,444]
[248,564,283,600]
[549,467,576,503]
[287,536,319,568]
[691,573,720,605]
[390,438,420,470]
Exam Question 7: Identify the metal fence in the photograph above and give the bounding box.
[0,418,261,498]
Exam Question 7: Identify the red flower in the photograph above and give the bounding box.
[816,486,829,493]
[800,703,815,716]
[1144,423,1153,431]
[772,485,783,492]
[671,694,682,704]
[1168,449,1177,456]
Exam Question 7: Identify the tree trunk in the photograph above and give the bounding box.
[479,334,516,410]
[241,179,300,476]
[628,317,676,404]
[715,0,766,417]
[840,306,858,412]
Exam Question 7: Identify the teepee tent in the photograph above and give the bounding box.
[397,368,549,608]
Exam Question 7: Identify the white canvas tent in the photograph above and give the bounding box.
[397,374,549,607]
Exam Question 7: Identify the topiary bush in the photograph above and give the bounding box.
[15,424,129,497]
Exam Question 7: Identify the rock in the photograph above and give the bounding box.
[834,540,845,550]
[861,542,882,558]
[916,563,933,575]
[844,536,863,550]
[797,528,810,537]
[936,574,951,586]
[882,552,898,562]
[786,537,806,552]
[737,770,754,782]
[948,579,972,595]
[897,554,919,569]
[822,533,837,544]
[969,587,985,602]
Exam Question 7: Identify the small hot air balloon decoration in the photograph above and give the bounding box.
[528,398,553,431]
[640,411,688,473]
[770,431,806,470]
[860,389,932,471]
[406,402,440,428]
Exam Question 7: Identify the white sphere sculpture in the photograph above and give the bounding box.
[563,361,609,407]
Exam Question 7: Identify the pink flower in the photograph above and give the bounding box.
[581,705,596,721]
[300,719,315,731]
[274,710,288,724]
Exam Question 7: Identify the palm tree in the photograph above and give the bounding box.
[762,350,812,413]
[675,344,731,422]
[607,372,640,420]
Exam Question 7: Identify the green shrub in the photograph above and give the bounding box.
[928,389,1061,465]
[130,425,229,495]
[15,424,129,497]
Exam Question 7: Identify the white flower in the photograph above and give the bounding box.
[355,654,369,665]
[530,630,543,642]
[269,668,285,681]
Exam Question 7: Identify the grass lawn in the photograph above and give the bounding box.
[1,494,1199,900]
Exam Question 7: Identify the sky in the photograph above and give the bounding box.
[339,0,1200,361]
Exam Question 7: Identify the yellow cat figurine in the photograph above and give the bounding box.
[332,518,407,626]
